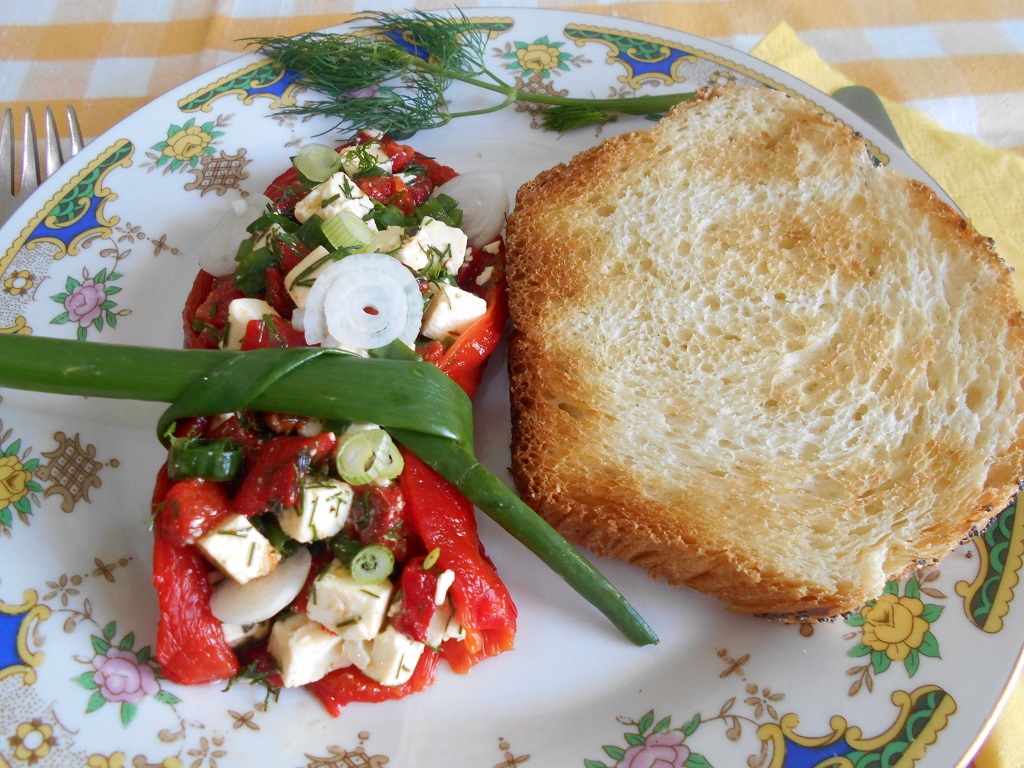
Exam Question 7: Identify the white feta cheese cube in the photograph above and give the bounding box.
[268,612,352,688]
[424,601,466,648]
[475,265,495,287]
[371,225,404,254]
[482,240,501,255]
[197,514,281,584]
[306,560,393,641]
[420,282,488,340]
[341,638,372,672]
[365,626,425,687]
[222,620,270,648]
[221,298,279,351]
[394,217,468,274]
[434,569,456,605]
[275,475,354,543]
[284,245,331,310]
[294,171,374,224]
[339,142,393,176]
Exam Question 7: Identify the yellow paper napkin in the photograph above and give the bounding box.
[751,22,1024,768]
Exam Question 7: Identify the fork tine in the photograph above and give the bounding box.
[43,105,64,179]
[19,107,40,193]
[0,109,13,195]
[67,104,84,157]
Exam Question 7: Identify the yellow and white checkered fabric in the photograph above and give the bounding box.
[1,2,1022,766]
[1,1,1021,154]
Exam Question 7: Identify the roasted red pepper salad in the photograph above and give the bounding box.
[150,131,516,715]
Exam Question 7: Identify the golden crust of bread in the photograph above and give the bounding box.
[504,86,1024,619]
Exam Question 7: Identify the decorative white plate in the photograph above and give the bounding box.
[0,9,1020,768]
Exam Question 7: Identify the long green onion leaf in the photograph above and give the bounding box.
[0,334,658,646]
[0,337,472,449]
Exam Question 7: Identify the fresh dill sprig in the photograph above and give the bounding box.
[246,9,694,137]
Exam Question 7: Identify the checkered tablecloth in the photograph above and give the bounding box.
[1,1,1021,155]
[1,2,1022,766]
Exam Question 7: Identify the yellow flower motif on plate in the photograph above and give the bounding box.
[3,269,33,296]
[0,436,41,532]
[151,117,224,171]
[860,593,929,661]
[0,453,32,508]
[518,43,561,73]
[10,719,57,763]
[163,124,211,161]
[504,36,573,78]
[846,576,943,678]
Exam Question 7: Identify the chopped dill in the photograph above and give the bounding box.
[223,660,282,709]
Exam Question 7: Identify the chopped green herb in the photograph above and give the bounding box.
[223,659,281,708]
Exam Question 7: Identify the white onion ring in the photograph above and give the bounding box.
[195,194,272,276]
[303,252,422,349]
[433,171,509,248]
[209,547,312,625]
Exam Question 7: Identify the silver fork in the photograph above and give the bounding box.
[0,105,84,226]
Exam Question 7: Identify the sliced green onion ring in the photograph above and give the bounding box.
[335,428,404,485]
[294,143,342,183]
[321,210,374,251]
[423,547,441,570]
[350,544,395,585]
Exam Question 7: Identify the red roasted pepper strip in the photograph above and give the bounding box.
[264,165,305,211]
[182,270,216,349]
[159,477,233,546]
[185,273,246,350]
[441,623,517,674]
[151,465,239,685]
[380,138,414,171]
[390,555,438,643]
[398,451,516,671]
[439,280,508,398]
[232,433,336,517]
[355,484,416,565]
[263,267,297,320]
[240,316,308,350]
[306,648,440,717]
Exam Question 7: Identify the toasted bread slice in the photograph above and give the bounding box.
[504,86,1024,619]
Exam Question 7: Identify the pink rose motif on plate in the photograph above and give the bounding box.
[621,731,690,768]
[51,267,126,340]
[65,279,108,326]
[72,621,179,726]
[585,712,708,768]
[92,648,159,704]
